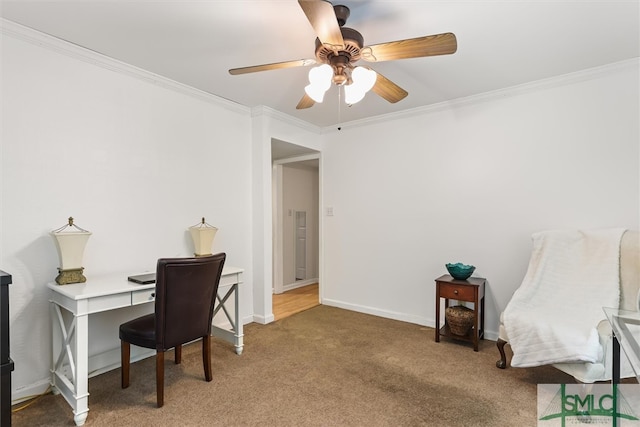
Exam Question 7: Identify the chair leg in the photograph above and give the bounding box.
[156,351,165,408]
[121,340,130,388]
[175,344,182,364]
[496,338,508,369]
[203,335,212,382]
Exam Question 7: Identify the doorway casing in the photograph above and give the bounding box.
[272,153,320,296]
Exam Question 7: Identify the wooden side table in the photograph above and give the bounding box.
[435,274,485,351]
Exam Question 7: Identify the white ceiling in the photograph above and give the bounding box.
[1,1,639,128]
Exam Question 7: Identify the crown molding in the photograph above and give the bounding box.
[323,57,640,133]
[2,18,321,133]
[251,105,322,134]
[1,18,250,116]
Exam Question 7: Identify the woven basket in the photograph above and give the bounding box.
[445,305,474,336]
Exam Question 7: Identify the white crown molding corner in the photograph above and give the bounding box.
[251,105,323,134]
[1,18,250,116]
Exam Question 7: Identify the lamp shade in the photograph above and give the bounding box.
[50,217,91,284]
[189,218,218,257]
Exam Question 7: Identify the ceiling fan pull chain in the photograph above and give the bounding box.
[337,86,342,131]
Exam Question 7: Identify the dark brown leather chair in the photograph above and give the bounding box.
[119,253,226,407]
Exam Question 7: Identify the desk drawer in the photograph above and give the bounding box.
[132,289,155,305]
[439,283,475,301]
[219,273,240,288]
[87,293,131,313]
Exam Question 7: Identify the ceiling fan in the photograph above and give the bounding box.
[229,0,457,109]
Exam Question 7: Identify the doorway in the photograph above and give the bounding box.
[271,139,320,317]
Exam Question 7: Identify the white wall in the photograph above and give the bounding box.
[1,25,255,399]
[320,60,640,338]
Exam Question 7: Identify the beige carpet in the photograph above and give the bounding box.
[13,305,585,426]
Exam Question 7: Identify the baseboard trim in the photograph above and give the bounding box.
[252,313,275,324]
[281,279,318,293]
[11,346,154,405]
[322,298,498,341]
[322,298,430,327]
[11,378,52,405]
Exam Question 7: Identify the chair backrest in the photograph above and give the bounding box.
[154,253,226,351]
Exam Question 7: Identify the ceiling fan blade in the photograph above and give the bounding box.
[229,59,315,75]
[371,71,408,103]
[298,0,345,50]
[362,33,457,62]
[296,93,316,109]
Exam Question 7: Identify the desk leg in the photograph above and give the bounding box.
[212,284,244,355]
[234,283,244,355]
[73,313,89,426]
[50,302,89,426]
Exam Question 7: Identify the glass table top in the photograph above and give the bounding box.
[604,307,640,382]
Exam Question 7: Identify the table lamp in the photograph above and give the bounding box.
[189,217,218,257]
[51,217,92,285]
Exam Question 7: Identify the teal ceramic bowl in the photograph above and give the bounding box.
[446,263,475,280]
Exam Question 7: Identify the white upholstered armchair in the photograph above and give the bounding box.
[496,229,639,383]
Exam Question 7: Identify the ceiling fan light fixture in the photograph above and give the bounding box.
[231,2,457,110]
[305,83,327,103]
[344,66,377,104]
[353,66,377,91]
[305,64,333,103]
[344,85,365,105]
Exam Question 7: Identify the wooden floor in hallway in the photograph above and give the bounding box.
[272,283,319,321]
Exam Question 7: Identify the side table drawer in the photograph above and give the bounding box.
[439,283,475,301]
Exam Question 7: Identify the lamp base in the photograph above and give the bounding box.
[55,268,86,285]
[194,253,212,258]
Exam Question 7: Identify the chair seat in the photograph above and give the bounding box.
[120,313,156,349]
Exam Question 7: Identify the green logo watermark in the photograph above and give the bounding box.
[538,384,640,426]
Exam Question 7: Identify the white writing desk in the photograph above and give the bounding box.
[47,266,243,426]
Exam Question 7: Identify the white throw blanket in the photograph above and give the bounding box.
[504,228,625,368]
